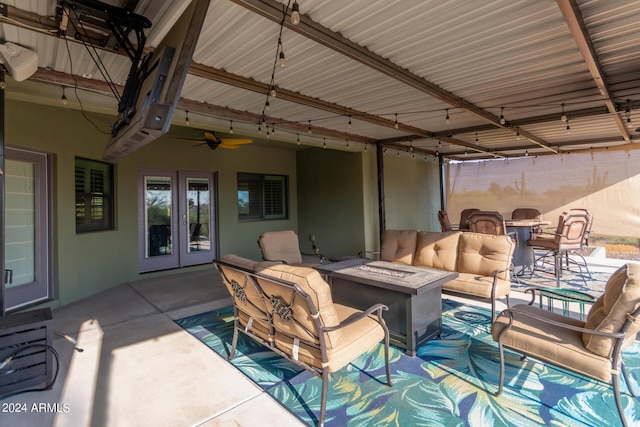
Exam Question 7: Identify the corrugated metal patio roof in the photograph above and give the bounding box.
[2,0,640,161]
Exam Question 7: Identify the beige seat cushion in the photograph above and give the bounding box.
[443,273,510,299]
[457,232,514,281]
[258,264,342,348]
[274,304,385,372]
[258,230,303,264]
[582,263,640,358]
[493,304,613,383]
[413,231,460,271]
[380,230,418,265]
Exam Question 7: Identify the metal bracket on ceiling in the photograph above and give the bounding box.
[55,0,151,63]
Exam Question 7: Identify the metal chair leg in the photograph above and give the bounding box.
[612,372,629,427]
[228,324,239,360]
[319,369,329,427]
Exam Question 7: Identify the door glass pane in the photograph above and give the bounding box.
[187,178,210,253]
[145,176,173,258]
[5,159,35,288]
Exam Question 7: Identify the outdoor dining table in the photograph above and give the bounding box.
[505,218,551,276]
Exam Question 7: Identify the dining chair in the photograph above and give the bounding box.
[458,208,480,231]
[438,210,454,232]
[528,209,591,286]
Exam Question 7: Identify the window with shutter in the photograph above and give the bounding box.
[75,158,114,233]
[237,173,288,221]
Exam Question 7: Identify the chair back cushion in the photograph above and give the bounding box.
[582,263,640,357]
[413,231,460,271]
[258,230,303,264]
[468,211,507,235]
[380,230,418,265]
[558,211,589,249]
[456,232,514,280]
[511,208,541,220]
[458,208,480,230]
[258,264,342,348]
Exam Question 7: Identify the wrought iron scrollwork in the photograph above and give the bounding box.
[230,279,247,302]
[270,296,293,322]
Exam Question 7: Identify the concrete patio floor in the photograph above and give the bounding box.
[1,254,634,427]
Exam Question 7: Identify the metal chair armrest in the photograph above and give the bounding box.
[498,306,625,338]
[323,304,389,331]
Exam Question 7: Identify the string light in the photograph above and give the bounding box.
[308,120,312,134]
[566,120,571,134]
[279,50,286,68]
[561,103,567,122]
[265,100,270,111]
[445,109,450,125]
[499,107,506,125]
[323,138,326,149]
[394,113,399,129]
[516,127,520,140]
[185,110,190,126]
[475,133,479,145]
[296,133,300,145]
[61,86,67,105]
[270,86,277,97]
[348,115,352,128]
[291,1,300,25]
[229,120,234,134]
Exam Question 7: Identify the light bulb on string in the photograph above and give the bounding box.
[307,120,312,135]
[499,107,506,125]
[566,120,571,134]
[560,103,567,122]
[394,113,399,129]
[185,110,190,126]
[475,133,479,145]
[291,1,300,25]
[229,120,234,134]
[61,86,68,105]
[516,127,520,140]
[348,115,352,128]
[445,109,450,125]
[270,87,277,97]
[279,50,286,68]
[323,138,326,149]
[265,100,270,111]
[296,133,300,145]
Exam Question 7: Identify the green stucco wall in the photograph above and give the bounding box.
[296,148,366,258]
[5,100,298,307]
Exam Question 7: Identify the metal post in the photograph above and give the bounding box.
[438,154,445,211]
[0,69,5,317]
[376,141,385,240]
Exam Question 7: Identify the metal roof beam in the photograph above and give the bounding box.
[557,0,630,142]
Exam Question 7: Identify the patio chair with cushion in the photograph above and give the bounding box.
[468,211,518,245]
[458,208,480,231]
[528,209,591,286]
[258,230,326,265]
[492,263,640,427]
[214,256,392,427]
[438,210,454,232]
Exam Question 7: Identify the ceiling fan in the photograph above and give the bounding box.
[172,131,253,150]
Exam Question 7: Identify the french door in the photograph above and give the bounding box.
[138,169,217,272]
[4,148,51,311]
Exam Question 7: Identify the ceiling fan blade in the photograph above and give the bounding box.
[204,132,217,140]
[219,143,240,149]
[220,138,253,145]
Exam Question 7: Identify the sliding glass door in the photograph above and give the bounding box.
[138,169,217,272]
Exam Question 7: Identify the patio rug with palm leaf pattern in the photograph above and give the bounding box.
[175,299,640,426]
